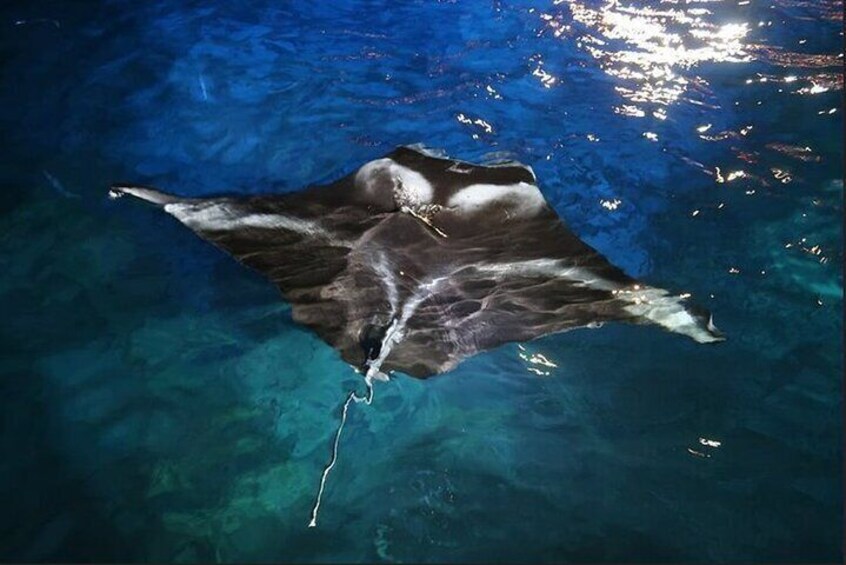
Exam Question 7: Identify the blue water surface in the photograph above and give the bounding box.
[0,0,842,562]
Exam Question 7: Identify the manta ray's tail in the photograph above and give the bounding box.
[108,184,183,206]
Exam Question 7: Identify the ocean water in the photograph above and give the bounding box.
[0,0,842,562]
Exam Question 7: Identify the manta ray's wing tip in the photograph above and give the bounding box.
[688,313,726,344]
[703,314,727,343]
[698,333,727,344]
[108,184,180,206]
[107,185,126,200]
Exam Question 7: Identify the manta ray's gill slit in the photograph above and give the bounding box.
[308,375,374,528]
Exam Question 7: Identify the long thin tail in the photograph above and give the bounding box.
[108,184,183,206]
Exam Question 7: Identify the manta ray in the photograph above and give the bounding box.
[110,145,724,383]
[111,145,725,526]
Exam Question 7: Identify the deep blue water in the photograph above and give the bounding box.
[1,0,842,562]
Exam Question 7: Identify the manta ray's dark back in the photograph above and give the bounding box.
[110,145,724,379]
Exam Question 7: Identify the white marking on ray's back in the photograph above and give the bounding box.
[616,287,723,343]
[165,202,339,242]
[447,182,545,218]
[365,274,450,382]
[474,258,616,290]
[372,251,399,317]
[473,258,721,342]
[355,158,434,208]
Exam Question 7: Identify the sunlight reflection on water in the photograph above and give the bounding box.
[539,0,752,112]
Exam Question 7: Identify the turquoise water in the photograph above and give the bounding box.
[1,0,842,562]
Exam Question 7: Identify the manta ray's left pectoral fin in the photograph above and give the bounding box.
[108,184,184,206]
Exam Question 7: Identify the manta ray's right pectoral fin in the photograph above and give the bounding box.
[108,184,184,206]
